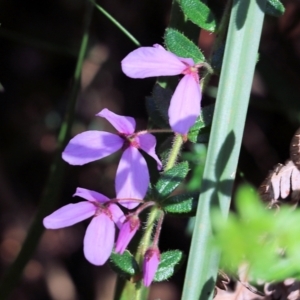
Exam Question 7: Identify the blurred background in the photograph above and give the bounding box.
[0,0,299,299]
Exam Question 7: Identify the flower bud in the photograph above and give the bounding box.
[115,215,140,254]
[143,247,160,287]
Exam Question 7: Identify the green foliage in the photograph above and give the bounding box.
[213,185,300,282]
[154,250,185,281]
[265,0,285,17]
[162,192,198,215]
[110,250,140,279]
[179,0,217,32]
[182,143,207,191]
[164,28,205,63]
[154,161,189,199]
[188,104,214,143]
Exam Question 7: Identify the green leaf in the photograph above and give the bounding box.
[155,161,189,199]
[188,104,214,143]
[154,250,185,282]
[162,192,199,215]
[110,250,140,279]
[212,184,300,282]
[265,0,285,17]
[179,0,217,32]
[164,28,205,63]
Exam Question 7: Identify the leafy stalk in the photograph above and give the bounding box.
[0,2,94,299]
[181,1,267,300]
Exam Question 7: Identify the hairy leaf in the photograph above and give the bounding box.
[179,0,217,32]
[110,250,140,278]
[154,250,185,281]
[164,28,205,63]
[162,192,199,215]
[155,161,189,199]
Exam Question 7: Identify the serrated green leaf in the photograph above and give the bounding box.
[155,161,189,199]
[154,250,185,282]
[265,0,285,17]
[110,250,140,278]
[188,104,214,143]
[180,0,217,32]
[164,28,205,63]
[162,192,199,215]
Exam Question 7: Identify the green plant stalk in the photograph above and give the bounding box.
[181,1,267,300]
[115,207,160,300]
[165,134,184,171]
[0,2,94,299]
[91,0,140,47]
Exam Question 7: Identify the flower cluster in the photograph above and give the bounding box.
[44,44,200,287]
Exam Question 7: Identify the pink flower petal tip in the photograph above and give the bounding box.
[143,247,161,287]
[115,215,140,254]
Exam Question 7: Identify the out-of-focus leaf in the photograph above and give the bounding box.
[213,184,300,282]
[164,28,205,63]
[265,0,285,17]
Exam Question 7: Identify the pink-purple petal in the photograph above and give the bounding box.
[168,74,202,134]
[108,203,125,229]
[115,216,140,254]
[62,131,124,166]
[96,108,136,134]
[178,57,195,66]
[43,202,96,229]
[73,187,110,204]
[136,133,162,170]
[143,248,160,287]
[83,213,115,265]
[121,44,187,78]
[116,147,149,209]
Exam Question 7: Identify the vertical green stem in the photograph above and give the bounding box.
[182,1,267,300]
[165,134,184,171]
[0,2,93,299]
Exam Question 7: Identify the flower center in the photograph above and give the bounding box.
[182,66,200,82]
[93,202,112,219]
[119,133,140,149]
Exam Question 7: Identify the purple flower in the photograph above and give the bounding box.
[43,187,124,266]
[115,215,140,254]
[62,108,162,209]
[121,44,202,134]
[143,247,161,287]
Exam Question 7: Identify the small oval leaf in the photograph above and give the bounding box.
[110,250,140,278]
[155,161,189,199]
[164,28,205,63]
[265,0,285,17]
[154,250,185,282]
[179,0,217,32]
[163,192,199,215]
